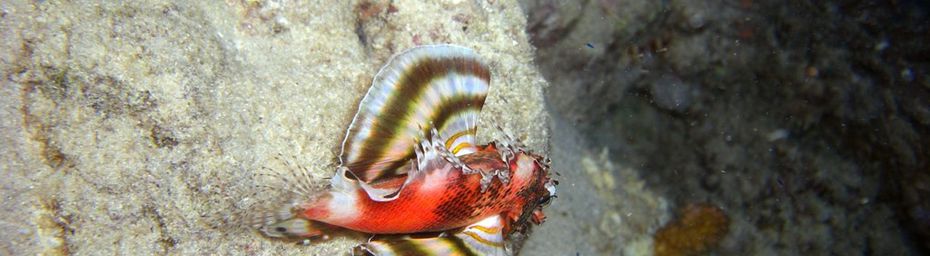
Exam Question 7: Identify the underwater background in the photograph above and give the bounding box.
[1,0,927,255]
[523,0,928,255]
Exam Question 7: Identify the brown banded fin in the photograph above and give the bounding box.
[252,206,328,239]
[355,214,509,256]
[340,45,491,188]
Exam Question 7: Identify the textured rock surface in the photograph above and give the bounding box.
[0,0,553,254]
[523,0,926,255]
[520,114,667,255]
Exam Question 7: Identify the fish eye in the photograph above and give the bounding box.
[538,195,553,206]
[275,227,288,233]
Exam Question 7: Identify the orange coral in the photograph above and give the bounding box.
[654,203,730,256]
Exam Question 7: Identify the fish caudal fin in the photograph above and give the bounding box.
[259,216,324,239]
[354,215,510,256]
[248,205,325,239]
[340,45,490,186]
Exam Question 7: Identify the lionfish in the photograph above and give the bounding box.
[254,45,557,256]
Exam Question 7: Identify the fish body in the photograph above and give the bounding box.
[303,144,550,235]
[255,45,555,255]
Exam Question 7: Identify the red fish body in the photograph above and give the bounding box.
[253,45,556,255]
[302,145,550,234]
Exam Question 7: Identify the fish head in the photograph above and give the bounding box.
[487,150,557,233]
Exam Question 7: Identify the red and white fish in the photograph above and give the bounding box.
[253,45,556,255]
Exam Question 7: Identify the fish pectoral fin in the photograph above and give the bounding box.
[355,215,510,256]
[339,45,490,184]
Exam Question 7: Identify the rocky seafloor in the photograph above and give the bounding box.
[1,0,555,254]
[1,0,927,255]
[522,0,928,255]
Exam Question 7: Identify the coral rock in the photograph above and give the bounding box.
[654,203,729,256]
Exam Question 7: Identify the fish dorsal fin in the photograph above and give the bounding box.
[340,45,490,184]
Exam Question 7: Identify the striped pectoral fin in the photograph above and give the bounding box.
[454,214,510,255]
[354,215,510,256]
[340,45,490,186]
[439,110,481,157]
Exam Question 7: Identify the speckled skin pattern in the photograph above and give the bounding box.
[302,145,552,235]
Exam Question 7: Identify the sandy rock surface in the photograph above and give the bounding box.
[0,0,559,254]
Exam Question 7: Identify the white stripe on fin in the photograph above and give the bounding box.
[354,215,509,256]
[340,44,490,186]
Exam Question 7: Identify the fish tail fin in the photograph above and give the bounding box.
[248,154,337,239]
[248,204,347,239]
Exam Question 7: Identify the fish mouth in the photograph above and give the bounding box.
[544,179,557,203]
